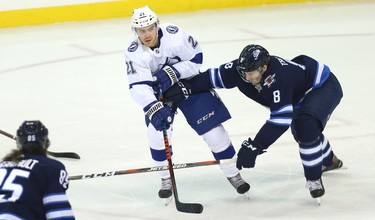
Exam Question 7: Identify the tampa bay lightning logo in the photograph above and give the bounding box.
[127,42,138,52]
[166,25,179,34]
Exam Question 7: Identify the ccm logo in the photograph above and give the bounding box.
[197,111,214,124]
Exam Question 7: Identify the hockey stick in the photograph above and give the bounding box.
[0,129,81,159]
[156,87,203,214]
[68,158,236,180]
[161,127,203,214]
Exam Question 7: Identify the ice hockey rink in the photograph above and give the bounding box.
[0,0,374,219]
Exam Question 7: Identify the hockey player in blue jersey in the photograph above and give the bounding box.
[162,44,344,202]
[0,121,75,220]
[125,6,249,202]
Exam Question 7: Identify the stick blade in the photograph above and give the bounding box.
[176,202,203,214]
[47,151,81,159]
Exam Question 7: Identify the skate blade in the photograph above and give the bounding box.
[316,197,322,206]
[163,196,173,206]
[243,192,250,200]
[323,165,348,173]
[337,165,348,171]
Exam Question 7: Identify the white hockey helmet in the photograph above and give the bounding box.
[131,6,159,31]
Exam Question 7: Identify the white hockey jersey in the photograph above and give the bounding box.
[125,23,203,109]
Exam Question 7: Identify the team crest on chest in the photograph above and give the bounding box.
[263,74,276,88]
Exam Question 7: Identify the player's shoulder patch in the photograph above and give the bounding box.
[166,25,179,34]
[263,73,277,88]
[127,41,139,52]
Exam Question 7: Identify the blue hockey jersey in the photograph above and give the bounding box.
[185,55,331,149]
[0,154,75,220]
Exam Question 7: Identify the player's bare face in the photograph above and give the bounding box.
[136,24,158,48]
[244,69,262,86]
[244,65,267,86]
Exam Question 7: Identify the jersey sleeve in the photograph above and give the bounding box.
[183,59,240,93]
[254,120,289,149]
[292,55,331,90]
[125,45,157,108]
[214,60,243,88]
[43,162,75,219]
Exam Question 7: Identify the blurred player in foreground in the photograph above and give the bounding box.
[0,120,75,219]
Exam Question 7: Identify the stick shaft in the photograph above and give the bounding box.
[0,129,15,140]
[68,158,236,180]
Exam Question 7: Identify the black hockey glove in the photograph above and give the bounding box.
[144,101,174,131]
[163,81,192,105]
[153,65,181,93]
[236,138,266,170]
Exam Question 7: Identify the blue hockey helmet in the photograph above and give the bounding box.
[237,44,270,79]
[16,120,50,150]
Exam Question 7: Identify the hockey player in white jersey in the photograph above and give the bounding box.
[125,6,250,202]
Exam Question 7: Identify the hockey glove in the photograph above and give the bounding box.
[163,81,192,105]
[236,138,266,170]
[153,65,181,92]
[144,101,174,131]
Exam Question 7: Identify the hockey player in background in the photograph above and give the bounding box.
[162,44,344,202]
[124,6,250,203]
[0,120,75,219]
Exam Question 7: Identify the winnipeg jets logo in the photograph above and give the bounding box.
[263,74,276,88]
[253,49,260,60]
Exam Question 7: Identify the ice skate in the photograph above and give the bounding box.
[306,178,325,206]
[227,173,250,198]
[158,178,172,206]
[322,154,343,172]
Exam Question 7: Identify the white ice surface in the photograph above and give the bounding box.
[0,1,374,219]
